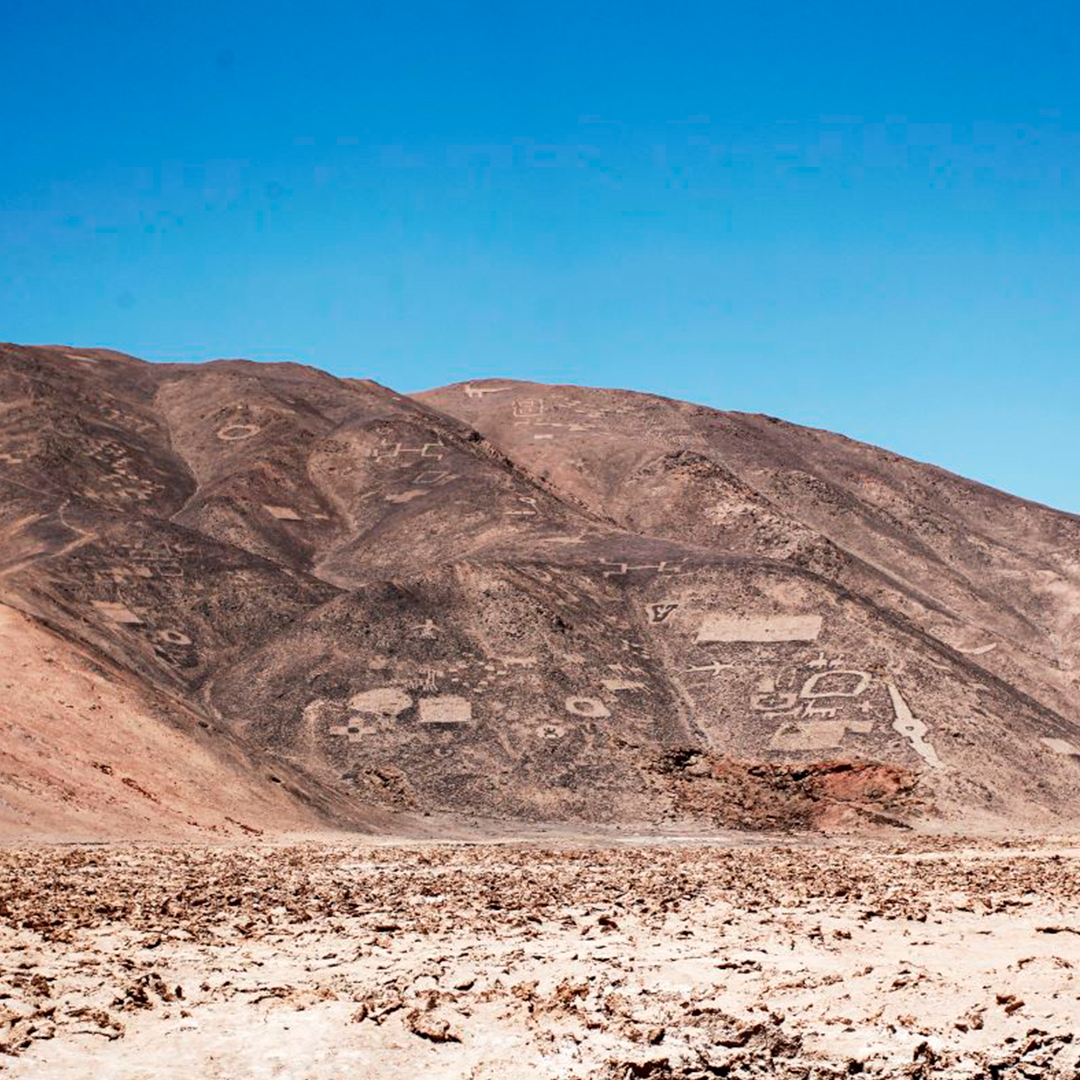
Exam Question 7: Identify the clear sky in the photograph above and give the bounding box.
[3,1,1078,512]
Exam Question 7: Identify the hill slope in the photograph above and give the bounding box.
[2,344,1078,835]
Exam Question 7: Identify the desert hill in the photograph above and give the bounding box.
[2,343,1079,837]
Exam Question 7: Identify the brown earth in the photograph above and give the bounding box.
[2,343,1080,835]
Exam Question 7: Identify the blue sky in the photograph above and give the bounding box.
[3,1,1079,511]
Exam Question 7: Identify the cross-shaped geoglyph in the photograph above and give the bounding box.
[328,721,373,743]
[683,661,736,678]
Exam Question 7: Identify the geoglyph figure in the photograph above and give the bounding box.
[418,695,473,724]
[770,719,873,751]
[92,601,144,625]
[696,614,823,644]
[348,687,413,717]
[565,697,611,718]
[755,656,881,754]
[886,681,941,768]
[1041,737,1080,755]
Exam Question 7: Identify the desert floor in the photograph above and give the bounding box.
[1,835,1079,1078]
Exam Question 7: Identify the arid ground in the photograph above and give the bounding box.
[2,835,1080,1079]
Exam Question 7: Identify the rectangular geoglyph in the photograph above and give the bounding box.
[695,614,823,644]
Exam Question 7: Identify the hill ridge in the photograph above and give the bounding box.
[1,341,1078,836]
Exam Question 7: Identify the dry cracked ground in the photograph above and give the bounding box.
[2,837,1080,1079]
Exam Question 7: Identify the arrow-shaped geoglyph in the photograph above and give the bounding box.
[886,680,941,768]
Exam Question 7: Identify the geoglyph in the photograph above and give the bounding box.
[696,613,823,644]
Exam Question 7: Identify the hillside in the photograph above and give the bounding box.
[2,343,1079,836]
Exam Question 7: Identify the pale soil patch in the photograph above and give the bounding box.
[2,838,1079,1078]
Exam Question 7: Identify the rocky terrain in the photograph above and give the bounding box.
[4,343,1080,1078]
[2,838,1080,1078]
[2,342,1080,835]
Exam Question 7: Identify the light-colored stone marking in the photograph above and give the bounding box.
[751,689,799,712]
[565,697,610,718]
[799,670,872,700]
[808,653,852,670]
[374,442,445,462]
[217,423,261,441]
[263,504,303,520]
[538,722,565,739]
[92,601,144,625]
[507,496,539,516]
[415,469,455,486]
[645,602,679,624]
[348,687,412,717]
[413,619,440,639]
[154,628,192,646]
[418,695,472,724]
[303,699,334,726]
[683,661,737,677]
[514,398,543,418]
[0,453,24,465]
[329,721,375,742]
[886,680,941,768]
[607,662,644,676]
[384,490,427,504]
[770,720,844,751]
[695,613,823,644]
[602,679,646,692]
[769,718,874,752]
[406,668,441,693]
[1041,737,1080,755]
[957,642,998,656]
[601,560,683,578]
[464,383,511,399]
[108,565,151,583]
[534,434,554,440]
